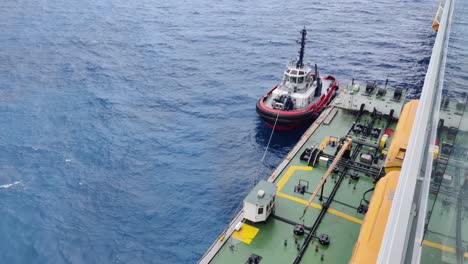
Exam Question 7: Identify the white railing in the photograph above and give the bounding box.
[376,0,455,263]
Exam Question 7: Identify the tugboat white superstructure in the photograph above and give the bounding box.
[256,28,339,130]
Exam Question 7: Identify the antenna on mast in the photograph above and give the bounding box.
[296,27,307,68]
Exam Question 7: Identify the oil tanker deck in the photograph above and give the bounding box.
[200,83,413,263]
[200,0,467,262]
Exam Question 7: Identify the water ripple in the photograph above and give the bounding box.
[0,0,437,263]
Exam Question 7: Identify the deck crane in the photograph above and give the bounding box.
[300,137,353,219]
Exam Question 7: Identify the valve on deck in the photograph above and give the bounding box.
[294,180,309,195]
[357,204,368,214]
[247,254,262,264]
[317,234,330,246]
[295,184,306,194]
[350,172,360,180]
[293,224,305,236]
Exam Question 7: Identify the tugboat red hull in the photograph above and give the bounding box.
[256,76,339,130]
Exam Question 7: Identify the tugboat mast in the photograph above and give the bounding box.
[296,27,307,68]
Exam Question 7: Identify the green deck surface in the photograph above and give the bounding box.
[212,218,306,263]
[210,108,399,264]
[201,83,468,263]
[207,99,465,263]
[420,130,468,263]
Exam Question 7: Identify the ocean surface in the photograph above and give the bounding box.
[0,0,436,263]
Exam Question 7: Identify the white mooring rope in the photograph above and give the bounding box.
[261,111,280,162]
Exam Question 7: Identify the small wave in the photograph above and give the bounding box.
[0,181,21,189]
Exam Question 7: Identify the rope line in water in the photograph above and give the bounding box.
[261,111,280,162]
[218,112,280,243]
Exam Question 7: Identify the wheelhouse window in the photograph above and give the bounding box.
[290,77,297,83]
[258,207,264,215]
[291,70,298,75]
[298,77,304,83]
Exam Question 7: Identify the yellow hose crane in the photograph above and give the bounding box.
[300,137,353,219]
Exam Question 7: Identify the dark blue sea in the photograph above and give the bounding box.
[0,0,437,263]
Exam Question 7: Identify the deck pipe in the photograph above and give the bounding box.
[293,144,363,263]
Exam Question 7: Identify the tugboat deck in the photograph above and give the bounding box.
[263,78,333,109]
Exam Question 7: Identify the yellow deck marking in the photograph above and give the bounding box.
[422,240,456,253]
[232,223,259,244]
[275,164,362,225]
[276,166,312,192]
[422,239,468,257]
[319,136,339,149]
[422,240,468,258]
[276,192,321,209]
[328,208,364,224]
[276,192,363,224]
[320,136,331,149]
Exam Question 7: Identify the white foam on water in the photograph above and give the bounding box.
[0,181,21,189]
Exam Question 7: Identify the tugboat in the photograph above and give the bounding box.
[256,28,339,130]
